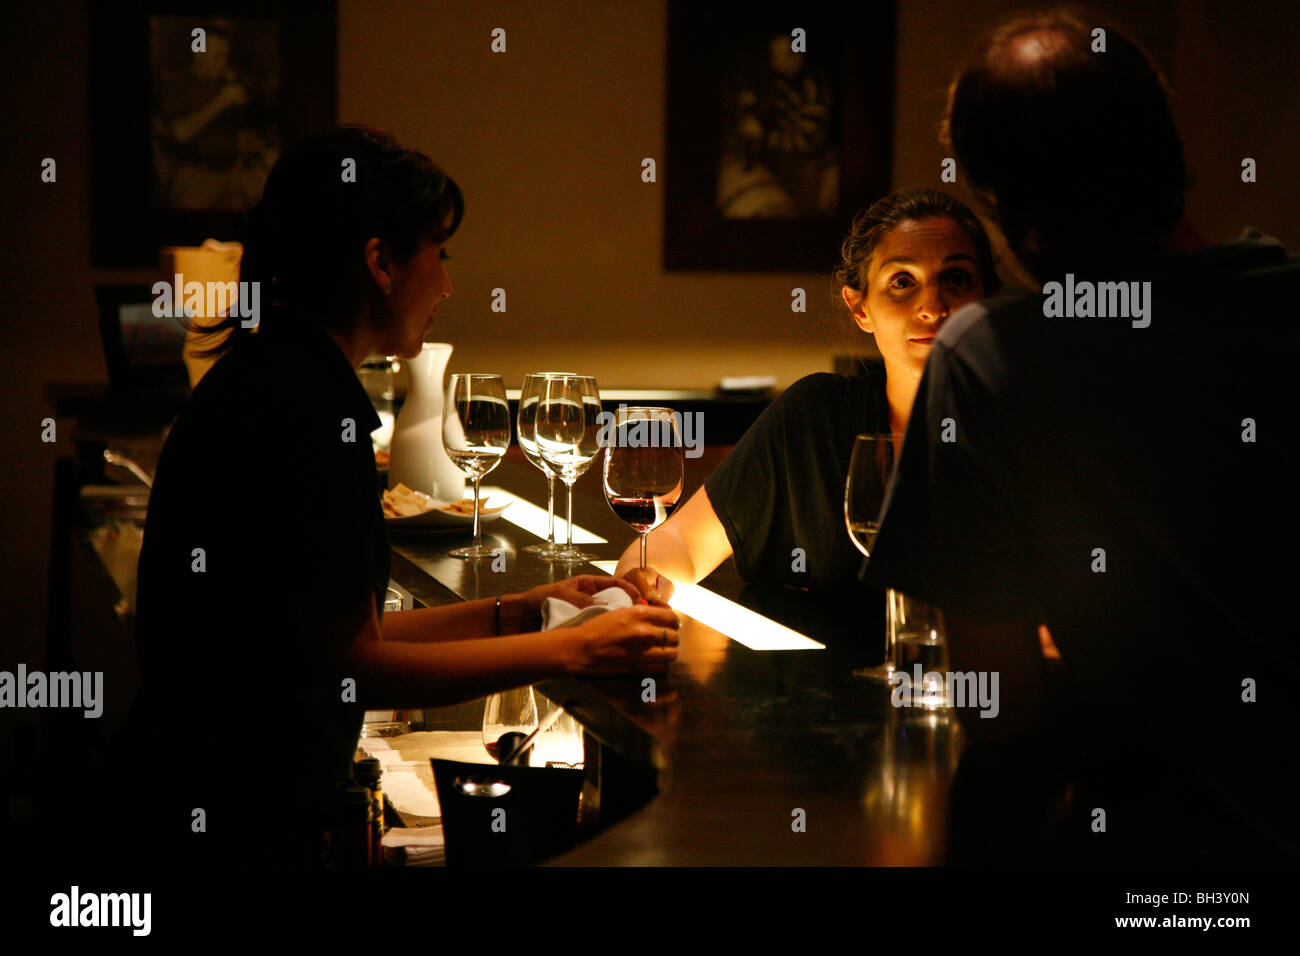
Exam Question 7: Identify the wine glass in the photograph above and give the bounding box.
[844,433,898,681]
[443,373,511,559]
[482,686,539,765]
[535,374,602,563]
[602,406,684,571]
[535,695,585,769]
[518,372,577,559]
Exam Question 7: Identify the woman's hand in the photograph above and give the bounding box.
[520,575,640,617]
[560,604,680,675]
[622,566,675,606]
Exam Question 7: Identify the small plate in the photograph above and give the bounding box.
[384,497,511,532]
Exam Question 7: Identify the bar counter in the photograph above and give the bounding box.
[388,456,964,865]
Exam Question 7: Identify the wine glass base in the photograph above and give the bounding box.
[449,544,502,559]
[852,663,896,682]
[521,542,565,558]
[550,549,593,564]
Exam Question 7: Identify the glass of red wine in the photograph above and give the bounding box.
[602,406,684,571]
[482,687,539,765]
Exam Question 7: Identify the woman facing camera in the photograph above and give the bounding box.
[618,189,1000,598]
[124,127,677,867]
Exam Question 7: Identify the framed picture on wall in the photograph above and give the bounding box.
[664,0,896,271]
[91,1,336,267]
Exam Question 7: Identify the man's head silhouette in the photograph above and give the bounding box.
[943,8,1188,282]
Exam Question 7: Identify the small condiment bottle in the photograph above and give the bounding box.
[324,786,374,868]
[353,757,385,866]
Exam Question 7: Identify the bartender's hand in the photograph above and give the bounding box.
[519,575,640,617]
[622,566,675,606]
[564,605,680,675]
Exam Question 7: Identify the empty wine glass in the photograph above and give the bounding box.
[602,406,684,571]
[518,372,577,560]
[535,374,602,563]
[845,433,898,681]
[443,373,511,559]
[535,695,585,769]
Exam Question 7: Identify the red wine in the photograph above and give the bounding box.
[609,494,679,532]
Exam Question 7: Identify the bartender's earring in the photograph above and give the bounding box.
[382,283,392,296]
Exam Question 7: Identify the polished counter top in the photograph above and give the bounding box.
[388,458,964,865]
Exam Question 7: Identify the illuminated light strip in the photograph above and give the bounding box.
[589,561,823,651]
[483,487,607,545]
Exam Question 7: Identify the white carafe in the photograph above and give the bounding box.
[387,342,465,502]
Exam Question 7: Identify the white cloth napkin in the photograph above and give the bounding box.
[541,585,633,630]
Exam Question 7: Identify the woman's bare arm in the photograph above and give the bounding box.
[379,595,534,643]
[616,485,734,601]
[333,593,680,709]
[380,574,646,643]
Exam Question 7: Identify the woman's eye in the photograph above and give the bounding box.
[889,273,914,289]
[942,269,972,288]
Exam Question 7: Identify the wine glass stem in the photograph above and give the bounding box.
[546,473,556,546]
[472,475,482,549]
[565,479,575,551]
[640,531,648,571]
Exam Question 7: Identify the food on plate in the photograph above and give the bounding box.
[381,484,508,519]
[381,483,436,517]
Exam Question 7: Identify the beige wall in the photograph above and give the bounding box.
[1,0,1297,687]
[338,0,1300,391]
[337,0,850,391]
[892,0,1300,251]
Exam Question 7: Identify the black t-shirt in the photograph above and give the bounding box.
[131,321,388,865]
[865,239,1300,860]
[705,369,889,591]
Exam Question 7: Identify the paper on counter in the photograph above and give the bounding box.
[382,825,445,867]
[357,731,499,821]
[382,825,444,847]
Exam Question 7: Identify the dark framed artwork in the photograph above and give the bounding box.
[664,0,896,271]
[91,1,337,267]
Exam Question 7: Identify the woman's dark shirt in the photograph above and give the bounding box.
[704,369,889,591]
[131,321,388,865]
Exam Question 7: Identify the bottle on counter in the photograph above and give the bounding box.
[353,757,386,867]
[323,785,374,868]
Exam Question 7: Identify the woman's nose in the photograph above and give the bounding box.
[917,284,949,323]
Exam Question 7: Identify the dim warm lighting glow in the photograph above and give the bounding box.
[589,561,823,651]
[483,487,607,545]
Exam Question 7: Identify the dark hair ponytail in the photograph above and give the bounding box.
[187,125,464,358]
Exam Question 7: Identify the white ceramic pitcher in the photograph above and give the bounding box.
[387,342,465,501]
